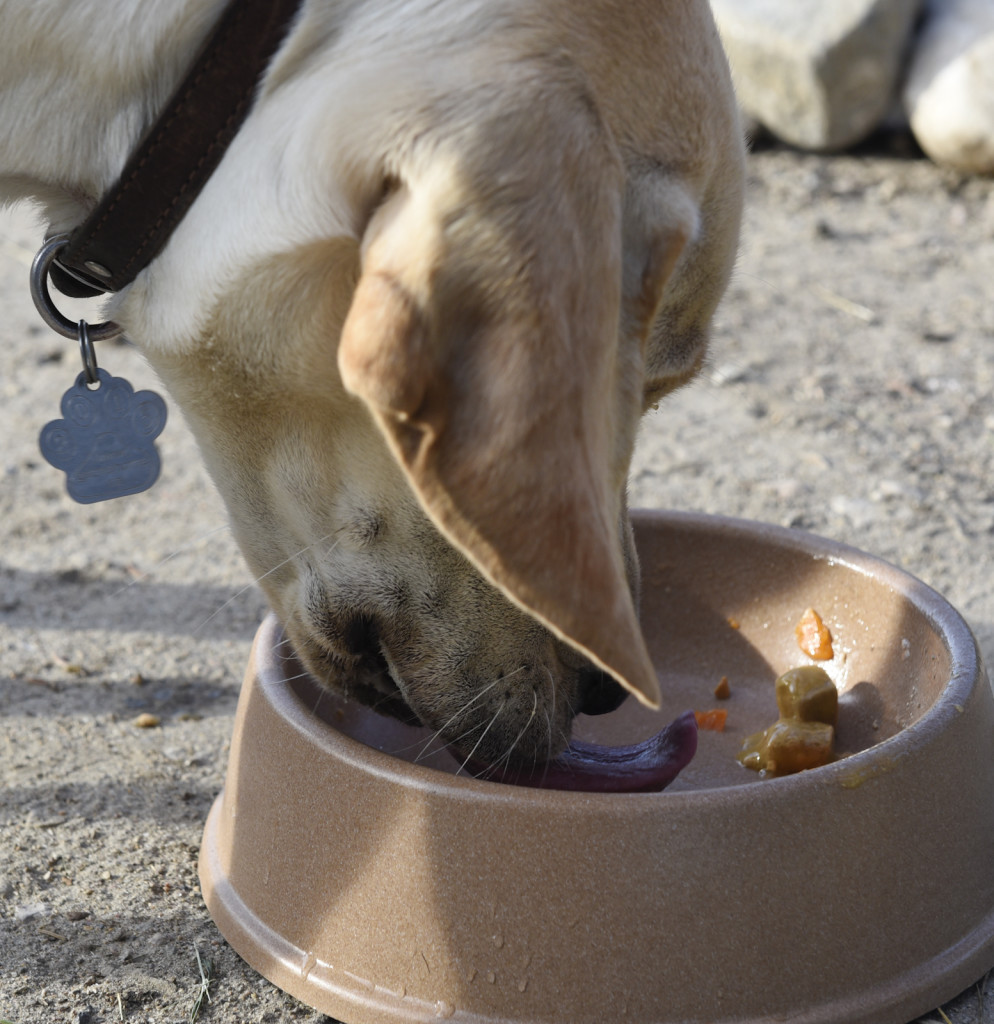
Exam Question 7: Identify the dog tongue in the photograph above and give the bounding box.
[474,711,698,793]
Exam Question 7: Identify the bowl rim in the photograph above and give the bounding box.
[256,509,981,811]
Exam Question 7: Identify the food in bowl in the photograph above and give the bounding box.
[694,708,728,731]
[795,607,834,660]
[738,666,838,775]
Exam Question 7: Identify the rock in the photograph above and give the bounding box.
[711,0,922,150]
[903,0,994,174]
[14,901,51,922]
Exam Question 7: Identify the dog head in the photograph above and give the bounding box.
[120,1,744,772]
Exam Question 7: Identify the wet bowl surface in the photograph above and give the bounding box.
[200,510,994,1024]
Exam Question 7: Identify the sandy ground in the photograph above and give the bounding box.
[2,135,994,1023]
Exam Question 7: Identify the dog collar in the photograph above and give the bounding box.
[48,0,304,300]
[29,0,304,505]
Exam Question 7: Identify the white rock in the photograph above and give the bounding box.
[711,0,922,151]
[14,901,51,922]
[903,0,994,174]
[829,495,878,530]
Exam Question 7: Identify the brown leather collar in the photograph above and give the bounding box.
[51,0,304,299]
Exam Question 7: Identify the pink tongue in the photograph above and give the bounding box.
[465,711,698,793]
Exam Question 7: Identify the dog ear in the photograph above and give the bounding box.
[621,170,700,351]
[339,164,692,709]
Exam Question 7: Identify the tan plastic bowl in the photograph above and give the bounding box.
[199,510,994,1024]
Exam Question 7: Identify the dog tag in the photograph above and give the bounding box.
[39,368,167,503]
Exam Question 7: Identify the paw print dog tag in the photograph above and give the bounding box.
[39,368,168,503]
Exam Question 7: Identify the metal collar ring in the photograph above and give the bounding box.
[30,234,122,342]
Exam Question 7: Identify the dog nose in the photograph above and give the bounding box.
[577,668,628,716]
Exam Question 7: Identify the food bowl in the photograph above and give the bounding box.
[199,510,994,1024]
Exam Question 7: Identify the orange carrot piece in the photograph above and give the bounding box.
[694,708,728,732]
[795,607,834,660]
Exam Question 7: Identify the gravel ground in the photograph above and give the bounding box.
[2,134,994,1023]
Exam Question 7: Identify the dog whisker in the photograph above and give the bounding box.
[192,534,339,636]
[107,523,231,600]
[311,678,331,717]
[536,667,560,784]
[732,267,786,301]
[410,666,527,762]
[363,686,414,718]
[484,688,538,781]
[558,683,580,762]
[409,675,507,763]
[547,667,557,742]
[275,668,316,686]
[261,592,334,709]
[538,705,555,787]
[404,711,488,763]
[271,591,301,657]
[457,704,505,777]
[395,711,487,760]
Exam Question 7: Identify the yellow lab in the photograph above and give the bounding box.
[1,0,744,771]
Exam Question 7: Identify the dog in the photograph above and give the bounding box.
[1,0,744,772]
